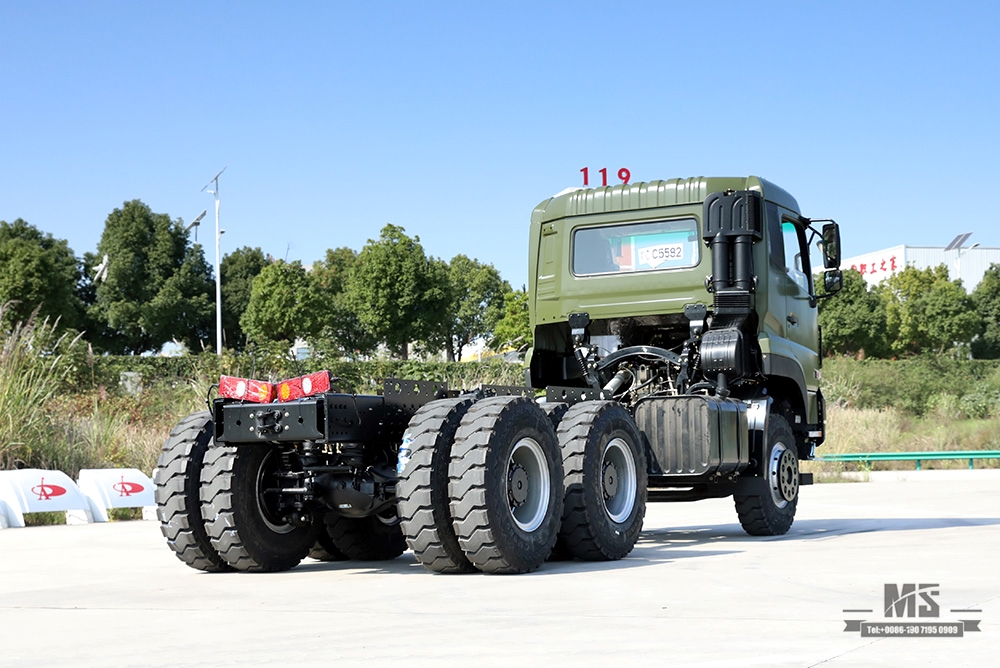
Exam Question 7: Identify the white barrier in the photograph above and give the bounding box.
[74,468,156,522]
[0,469,93,528]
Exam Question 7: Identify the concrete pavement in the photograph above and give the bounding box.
[1,472,997,667]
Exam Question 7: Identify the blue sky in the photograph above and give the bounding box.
[2,1,998,287]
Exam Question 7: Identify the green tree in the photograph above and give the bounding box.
[489,287,532,353]
[879,265,980,355]
[972,264,1000,359]
[816,269,889,357]
[310,247,377,359]
[345,224,449,359]
[241,260,323,344]
[86,200,214,353]
[438,254,509,361]
[221,246,270,350]
[0,219,83,329]
[921,279,982,354]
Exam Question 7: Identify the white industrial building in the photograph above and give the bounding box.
[842,240,1000,291]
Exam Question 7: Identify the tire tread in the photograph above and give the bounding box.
[734,414,797,536]
[153,411,232,572]
[449,397,562,574]
[397,398,477,573]
[555,401,646,561]
[200,446,316,572]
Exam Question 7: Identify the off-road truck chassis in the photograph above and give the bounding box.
[155,176,842,574]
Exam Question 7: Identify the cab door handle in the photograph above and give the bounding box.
[787,313,798,326]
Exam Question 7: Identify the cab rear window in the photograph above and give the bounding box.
[572,218,700,276]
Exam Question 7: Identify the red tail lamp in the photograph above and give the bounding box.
[219,371,331,403]
[277,371,332,401]
[219,375,275,403]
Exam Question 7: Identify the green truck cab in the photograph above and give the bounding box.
[527,176,842,533]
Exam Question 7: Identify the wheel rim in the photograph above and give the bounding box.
[602,437,637,523]
[506,437,550,532]
[376,506,400,527]
[256,450,295,534]
[767,442,799,509]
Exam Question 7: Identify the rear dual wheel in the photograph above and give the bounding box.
[200,445,320,572]
[397,398,478,573]
[449,396,564,574]
[153,412,232,572]
[320,509,407,561]
[309,530,348,562]
[555,401,647,560]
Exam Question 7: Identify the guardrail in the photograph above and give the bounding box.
[815,450,1000,471]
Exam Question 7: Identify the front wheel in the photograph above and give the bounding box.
[200,446,320,572]
[734,413,799,536]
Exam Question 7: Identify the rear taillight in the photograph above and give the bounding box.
[219,371,332,403]
[219,375,275,403]
[277,371,332,401]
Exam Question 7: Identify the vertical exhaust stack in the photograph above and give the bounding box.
[700,190,765,386]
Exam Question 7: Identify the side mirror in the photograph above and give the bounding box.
[821,222,841,269]
[823,269,843,295]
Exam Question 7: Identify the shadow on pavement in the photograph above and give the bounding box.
[265,517,1000,577]
[642,516,1000,544]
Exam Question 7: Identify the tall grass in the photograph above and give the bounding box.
[1,302,208,477]
[0,303,82,470]
[803,403,1000,475]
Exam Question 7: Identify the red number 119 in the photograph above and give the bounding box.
[580,167,631,186]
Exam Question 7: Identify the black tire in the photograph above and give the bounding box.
[153,412,232,572]
[323,509,407,561]
[449,396,564,574]
[200,445,320,572]
[397,398,477,573]
[541,402,570,430]
[734,413,799,536]
[541,401,575,561]
[556,401,647,561]
[309,525,348,561]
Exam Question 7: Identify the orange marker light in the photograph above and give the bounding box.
[277,377,302,401]
[251,379,275,403]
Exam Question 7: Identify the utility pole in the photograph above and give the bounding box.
[203,166,229,356]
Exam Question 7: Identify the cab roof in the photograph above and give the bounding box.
[532,176,800,223]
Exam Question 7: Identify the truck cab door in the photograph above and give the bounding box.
[777,218,818,354]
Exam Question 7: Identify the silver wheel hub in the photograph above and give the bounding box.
[768,442,799,508]
[602,437,637,524]
[508,464,530,507]
[506,438,550,532]
[603,462,619,499]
